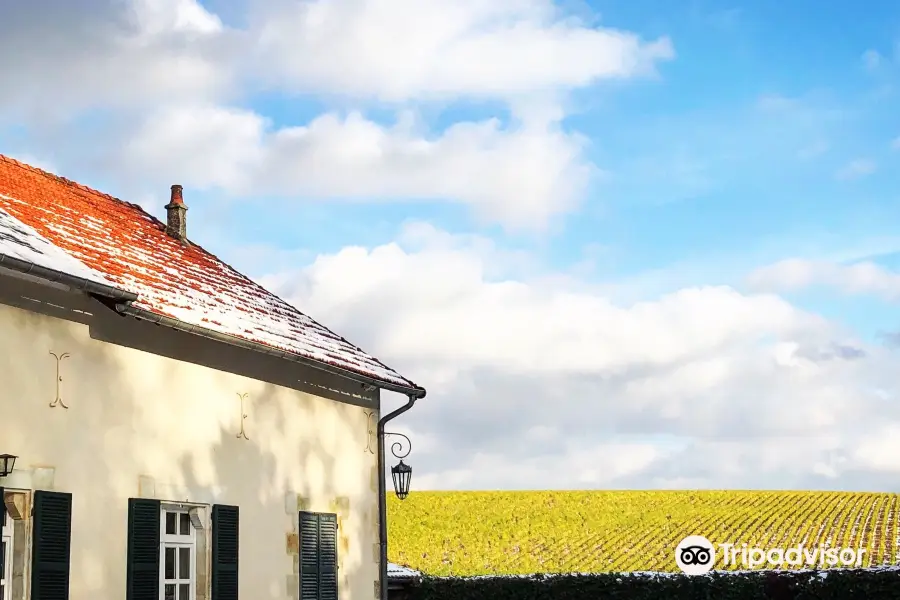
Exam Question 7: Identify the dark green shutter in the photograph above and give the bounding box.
[31,490,72,600]
[318,515,338,600]
[299,512,339,600]
[126,498,160,600]
[211,504,239,600]
[299,513,319,600]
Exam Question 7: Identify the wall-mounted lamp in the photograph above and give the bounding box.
[391,460,412,500]
[0,454,17,477]
[385,433,412,500]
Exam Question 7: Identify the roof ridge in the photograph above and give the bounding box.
[0,153,152,213]
[0,154,260,266]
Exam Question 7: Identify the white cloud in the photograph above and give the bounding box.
[853,424,900,473]
[2,0,673,118]
[0,0,234,122]
[247,0,674,102]
[747,258,900,301]
[835,158,877,180]
[251,224,900,490]
[413,441,663,490]
[3,0,672,230]
[122,105,268,191]
[120,104,594,229]
[862,49,882,71]
[277,222,823,375]
[130,0,224,36]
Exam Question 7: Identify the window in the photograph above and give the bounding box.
[127,499,238,600]
[298,512,338,600]
[0,490,71,600]
[160,507,195,600]
[1,502,11,600]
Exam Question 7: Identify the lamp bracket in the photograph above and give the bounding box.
[383,432,410,460]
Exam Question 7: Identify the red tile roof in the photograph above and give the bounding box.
[0,154,422,392]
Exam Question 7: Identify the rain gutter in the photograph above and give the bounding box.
[113,302,427,398]
[0,254,139,302]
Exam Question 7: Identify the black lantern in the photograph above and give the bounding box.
[0,454,17,477]
[391,460,412,500]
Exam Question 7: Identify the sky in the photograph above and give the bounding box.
[3,0,900,491]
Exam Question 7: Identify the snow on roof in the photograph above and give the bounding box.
[0,155,422,392]
[387,563,422,579]
[0,204,118,288]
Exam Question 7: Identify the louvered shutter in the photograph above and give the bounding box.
[318,515,338,600]
[299,513,319,600]
[126,498,160,600]
[211,504,239,600]
[31,490,72,600]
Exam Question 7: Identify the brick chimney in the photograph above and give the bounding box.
[165,184,188,242]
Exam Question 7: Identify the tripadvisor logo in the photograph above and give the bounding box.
[675,535,715,575]
[675,535,866,575]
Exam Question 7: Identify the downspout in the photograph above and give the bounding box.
[378,391,424,600]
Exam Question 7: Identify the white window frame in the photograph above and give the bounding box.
[159,504,197,600]
[1,505,12,600]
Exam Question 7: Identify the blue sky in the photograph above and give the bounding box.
[5,0,900,490]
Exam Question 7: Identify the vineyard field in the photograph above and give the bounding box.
[386,490,900,576]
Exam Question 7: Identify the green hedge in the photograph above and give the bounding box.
[405,568,900,600]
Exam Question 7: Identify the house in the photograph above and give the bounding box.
[0,155,426,600]
[386,563,421,600]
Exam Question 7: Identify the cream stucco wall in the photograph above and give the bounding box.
[0,270,383,600]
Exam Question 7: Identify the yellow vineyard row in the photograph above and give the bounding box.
[386,490,900,576]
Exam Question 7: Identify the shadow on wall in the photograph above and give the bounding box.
[0,274,375,600]
[89,298,378,409]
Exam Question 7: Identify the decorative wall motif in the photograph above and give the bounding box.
[49,351,71,409]
[364,410,377,454]
[236,393,250,440]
